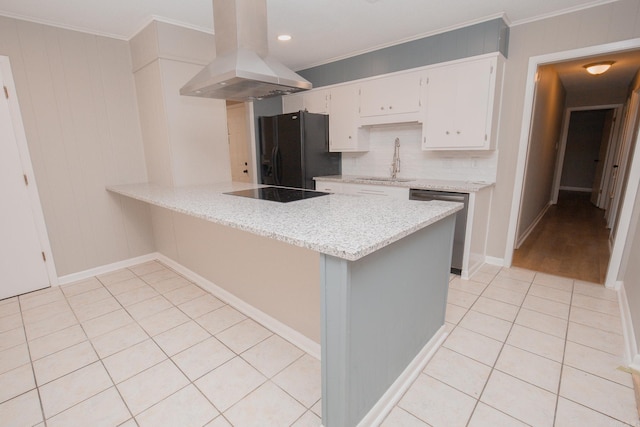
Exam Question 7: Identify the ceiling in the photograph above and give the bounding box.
[0,0,624,71]
[0,0,637,101]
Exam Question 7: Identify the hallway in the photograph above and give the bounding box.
[512,191,611,284]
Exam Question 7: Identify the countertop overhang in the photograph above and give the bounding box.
[314,175,495,192]
[107,182,462,261]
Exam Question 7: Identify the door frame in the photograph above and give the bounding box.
[1,56,58,286]
[505,38,640,289]
[551,104,622,205]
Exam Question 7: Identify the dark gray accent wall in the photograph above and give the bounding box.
[299,18,509,87]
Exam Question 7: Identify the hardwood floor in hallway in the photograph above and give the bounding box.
[512,191,611,284]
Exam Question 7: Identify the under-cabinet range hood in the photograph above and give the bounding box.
[180,0,312,102]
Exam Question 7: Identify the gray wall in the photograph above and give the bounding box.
[298,18,508,87]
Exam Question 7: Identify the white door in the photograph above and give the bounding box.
[0,62,50,299]
[226,102,252,183]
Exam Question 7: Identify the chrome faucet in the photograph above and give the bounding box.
[391,137,401,179]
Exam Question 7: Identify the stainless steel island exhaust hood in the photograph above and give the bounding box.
[180,0,312,102]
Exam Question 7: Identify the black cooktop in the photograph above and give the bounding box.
[224,186,329,203]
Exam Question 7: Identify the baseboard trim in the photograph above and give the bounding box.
[558,186,592,193]
[156,254,322,360]
[484,256,505,267]
[56,253,159,286]
[356,326,448,427]
[516,203,551,249]
[618,281,640,369]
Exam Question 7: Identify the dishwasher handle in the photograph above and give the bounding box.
[409,189,467,203]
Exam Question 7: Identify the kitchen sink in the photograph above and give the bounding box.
[356,177,415,183]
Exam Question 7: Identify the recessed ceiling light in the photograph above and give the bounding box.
[278,34,292,41]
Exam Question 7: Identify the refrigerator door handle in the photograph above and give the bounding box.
[272,146,282,185]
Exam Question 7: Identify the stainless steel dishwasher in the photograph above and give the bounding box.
[409,189,469,275]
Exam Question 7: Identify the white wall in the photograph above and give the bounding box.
[0,16,154,277]
[487,0,640,260]
[516,65,566,241]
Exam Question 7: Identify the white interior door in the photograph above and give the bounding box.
[0,62,50,299]
[607,90,640,231]
[226,102,252,183]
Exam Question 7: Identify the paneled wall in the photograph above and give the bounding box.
[0,16,154,277]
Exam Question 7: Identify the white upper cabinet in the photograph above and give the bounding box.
[281,53,504,153]
[329,85,368,152]
[422,55,502,151]
[359,71,423,124]
[282,92,304,114]
[282,88,329,114]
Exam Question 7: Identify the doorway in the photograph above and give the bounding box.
[507,41,640,288]
[226,101,254,183]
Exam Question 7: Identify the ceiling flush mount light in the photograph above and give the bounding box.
[583,61,615,75]
[277,34,292,41]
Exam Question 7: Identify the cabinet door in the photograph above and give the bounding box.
[359,72,423,117]
[304,89,329,114]
[423,57,496,150]
[329,85,368,152]
[282,93,304,114]
[315,181,342,193]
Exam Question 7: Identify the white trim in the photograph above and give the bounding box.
[516,202,551,249]
[619,282,640,369]
[57,252,322,358]
[57,253,159,285]
[558,186,592,193]
[0,11,128,40]
[510,0,619,27]
[484,256,505,267]
[357,327,447,427]
[156,254,322,359]
[605,94,640,288]
[505,38,640,274]
[0,56,59,287]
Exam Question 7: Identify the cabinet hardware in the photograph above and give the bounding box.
[41,252,46,262]
[3,85,8,99]
[23,174,29,186]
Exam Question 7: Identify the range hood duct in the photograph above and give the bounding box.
[180,0,311,102]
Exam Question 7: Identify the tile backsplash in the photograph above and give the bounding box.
[341,123,498,183]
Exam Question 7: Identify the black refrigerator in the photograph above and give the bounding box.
[259,111,341,190]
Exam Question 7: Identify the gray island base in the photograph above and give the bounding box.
[322,215,454,426]
[107,182,459,427]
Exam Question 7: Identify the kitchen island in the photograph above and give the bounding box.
[108,182,460,427]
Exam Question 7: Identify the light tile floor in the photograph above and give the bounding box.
[0,261,637,426]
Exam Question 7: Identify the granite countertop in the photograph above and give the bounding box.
[107,182,461,261]
[314,175,495,192]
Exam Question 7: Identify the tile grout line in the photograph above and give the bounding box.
[462,269,535,427]
[54,276,137,425]
[15,294,48,427]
